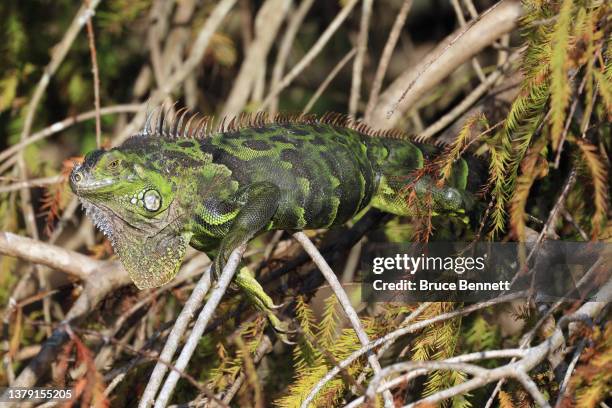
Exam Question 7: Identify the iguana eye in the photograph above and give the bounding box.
[143,189,162,212]
[108,159,120,170]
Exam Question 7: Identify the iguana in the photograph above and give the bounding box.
[69,109,477,333]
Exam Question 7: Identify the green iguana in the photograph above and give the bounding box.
[69,109,477,333]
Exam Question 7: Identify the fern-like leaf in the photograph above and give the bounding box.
[574,138,609,237]
[549,0,574,151]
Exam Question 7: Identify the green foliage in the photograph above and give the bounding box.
[276,295,364,408]
[206,318,265,393]
[276,296,401,408]
[411,303,470,407]
[465,315,500,351]
[549,0,573,150]
[487,0,610,238]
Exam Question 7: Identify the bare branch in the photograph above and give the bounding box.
[221,0,291,119]
[345,278,612,408]
[302,48,357,115]
[0,104,142,165]
[348,0,373,117]
[83,0,102,147]
[450,0,486,82]
[260,0,360,110]
[368,0,523,129]
[0,176,62,194]
[269,0,316,115]
[139,265,214,408]
[18,0,102,144]
[152,245,247,408]
[1,261,130,406]
[416,51,521,141]
[115,0,239,144]
[364,0,413,121]
[0,231,104,280]
[293,231,394,408]
[303,292,527,407]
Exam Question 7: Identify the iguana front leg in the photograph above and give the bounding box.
[213,181,280,276]
[212,182,291,339]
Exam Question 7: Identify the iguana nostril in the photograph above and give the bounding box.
[73,172,83,184]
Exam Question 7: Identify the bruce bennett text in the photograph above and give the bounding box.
[372,279,511,292]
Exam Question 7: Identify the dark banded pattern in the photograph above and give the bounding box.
[195,123,383,231]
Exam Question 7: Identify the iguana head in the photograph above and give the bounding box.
[70,148,175,225]
[70,146,192,289]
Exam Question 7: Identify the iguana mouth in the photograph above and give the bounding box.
[69,163,118,195]
[71,178,117,194]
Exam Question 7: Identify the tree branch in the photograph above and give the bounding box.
[151,245,247,408]
[0,231,104,280]
[221,0,291,119]
[260,0,359,110]
[368,0,523,129]
[139,265,213,408]
[292,232,394,408]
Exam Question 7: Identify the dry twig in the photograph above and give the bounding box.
[368,0,523,129]
[293,231,394,408]
[151,245,247,408]
[260,0,360,110]
[348,0,373,117]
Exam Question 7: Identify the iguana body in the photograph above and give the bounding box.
[70,111,474,331]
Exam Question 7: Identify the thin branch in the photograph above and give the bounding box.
[138,265,214,408]
[0,176,63,194]
[293,231,393,408]
[368,0,523,129]
[260,0,360,110]
[18,0,102,145]
[1,261,130,405]
[14,0,101,256]
[364,0,413,122]
[220,335,273,405]
[359,278,612,408]
[0,104,142,165]
[302,48,357,115]
[348,0,373,117]
[450,0,486,82]
[0,231,104,280]
[486,255,605,407]
[147,0,168,88]
[562,209,589,240]
[554,338,587,407]
[302,292,527,407]
[83,0,102,147]
[269,0,316,115]
[94,255,210,372]
[344,350,529,408]
[115,0,238,144]
[415,51,520,141]
[527,168,577,262]
[221,0,291,119]
[152,244,247,408]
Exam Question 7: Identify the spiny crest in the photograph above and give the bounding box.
[79,199,116,247]
[138,105,410,141]
[141,104,215,139]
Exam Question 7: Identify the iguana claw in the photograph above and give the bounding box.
[234,266,296,343]
[265,313,296,345]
